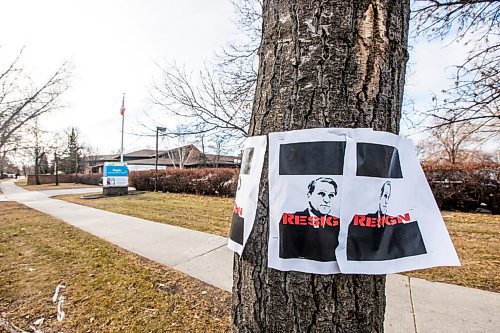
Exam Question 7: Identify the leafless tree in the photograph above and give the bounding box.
[194,131,208,167]
[82,145,100,174]
[208,133,234,168]
[165,147,185,169]
[149,1,498,150]
[216,0,262,106]
[148,0,262,143]
[0,47,72,153]
[0,133,21,175]
[160,133,191,169]
[150,63,250,139]
[48,132,66,185]
[0,155,19,175]
[412,0,500,134]
[19,120,48,185]
[418,117,496,164]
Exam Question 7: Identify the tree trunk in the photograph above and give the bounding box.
[0,151,6,175]
[35,151,44,185]
[232,1,410,332]
[54,151,59,186]
[74,152,79,183]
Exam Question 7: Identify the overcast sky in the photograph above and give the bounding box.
[1,0,469,155]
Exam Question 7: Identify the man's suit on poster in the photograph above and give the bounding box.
[279,209,339,262]
[347,212,427,261]
[229,212,244,245]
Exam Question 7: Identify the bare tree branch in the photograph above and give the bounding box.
[147,0,262,145]
[412,0,500,135]
[0,49,72,152]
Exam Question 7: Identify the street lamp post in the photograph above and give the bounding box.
[155,126,166,192]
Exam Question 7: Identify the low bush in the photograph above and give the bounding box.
[129,168,239,197]
[423,162,499,214]
[129,164,499,213]
[27,174,75,185]
[76,173,102,185]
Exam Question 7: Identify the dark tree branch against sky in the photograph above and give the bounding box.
[148,0,263,146]
[412,0,500,136]
[149,63,250,138]
[0,47,72,153]
[151,0,498,154]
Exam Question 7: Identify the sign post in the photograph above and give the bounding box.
[102,162,129,196]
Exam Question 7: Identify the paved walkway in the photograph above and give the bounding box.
[1,180,499,332]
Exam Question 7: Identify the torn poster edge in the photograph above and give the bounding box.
[227,135,267,255]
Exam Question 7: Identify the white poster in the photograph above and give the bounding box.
[267,128,459,275]
[336,131,460,273]
[227,135,267,255]
[268,128,372,274]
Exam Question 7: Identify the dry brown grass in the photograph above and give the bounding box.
[405,212,500,292]
[56,192,500,292]
[15,179,99,191]
[0,202,231,332]
[56,192,234,237]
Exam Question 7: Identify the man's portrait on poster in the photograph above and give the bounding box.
[368,180,392,222]
[280,177,340,262]
[347,180,427,261]
[264,129,460,274]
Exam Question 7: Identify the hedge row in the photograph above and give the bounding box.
[26,173,102,185]
[129,168,239,197]
[128,163,499,214]
[423,162,499,214]
[76,173,102,186]
[27,174,75,185]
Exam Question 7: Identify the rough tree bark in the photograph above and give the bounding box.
[232,1,410,332]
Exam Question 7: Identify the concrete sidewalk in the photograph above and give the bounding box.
[1,180,499,332]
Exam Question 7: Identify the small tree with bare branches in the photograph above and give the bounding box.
[412,0,499,134]
[0,48,72,153]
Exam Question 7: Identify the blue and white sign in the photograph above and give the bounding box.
[103,164,129,177]
[103,162,129,187]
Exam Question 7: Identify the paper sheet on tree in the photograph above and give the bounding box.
[227,135,267,255]
[267,128,460,274]
[267,128,367,274]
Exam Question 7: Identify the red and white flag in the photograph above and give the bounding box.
[120,94,126,116]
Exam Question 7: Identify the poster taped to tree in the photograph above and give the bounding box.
[267,128,366,274]
[266,128,460,275]
[227,135,267,255]
[335,130,460,274]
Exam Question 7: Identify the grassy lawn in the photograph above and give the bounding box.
[0,201,230,332]
[15,179,99,191]
[57,192,499,292]
[404,212,499,293]
[56,192,234,237]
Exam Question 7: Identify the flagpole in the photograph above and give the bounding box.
[120,93,125,163]
[120,113,124,162]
